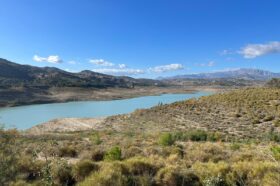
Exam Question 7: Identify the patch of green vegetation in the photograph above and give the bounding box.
[158,133,175,146]
[89,132,102,145]
[104,146,122,161]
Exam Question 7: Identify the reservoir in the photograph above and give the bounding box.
[0,91,212,129]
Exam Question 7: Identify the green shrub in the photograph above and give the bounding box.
[51,160,75,186]
[270,145,280,160]
[207,132,222,142]
[273,119,280,127]
[79,163,128,186]
[124,157,159,185]
[73,160,99,181]
[155,167,202,186]
[17,156,44,181]
[104,146,122,161]
[230,143,241,151]
[188,130,208,141]
[58,146,77,157]
[91,150,105,162]
[0,129,20,184]
[158,133,175,146]
[90,133,102,145]
[267,132,280,142]
[125,157,158,176]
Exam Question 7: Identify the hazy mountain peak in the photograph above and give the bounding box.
[165,68,280,80]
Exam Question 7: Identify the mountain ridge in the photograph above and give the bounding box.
[0,58,163,88]
[162,68,280,80]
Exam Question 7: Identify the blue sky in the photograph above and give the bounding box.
[0,0,280,78]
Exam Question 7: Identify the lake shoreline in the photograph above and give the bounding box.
[1,91,214,130]
[0,85,222,108]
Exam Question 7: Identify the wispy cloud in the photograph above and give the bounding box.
[197,61,215,67]
[33,55,62,64]
[92,68,145,75]
[64,68,78,73]
[239,41,280,58]
[148,64,184,73]
[91,63,184,76]
[89,59,114,67]
[118,64,127,69]
[220,49,234,56]
[68,60,77,65]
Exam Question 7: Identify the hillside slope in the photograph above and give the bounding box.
[99,88,280,140]
[0,58,170,107]
[0,58,162,88]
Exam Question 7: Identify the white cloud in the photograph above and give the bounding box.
[198,61,215,67]
[68,61,77,65]
[220,49,234,56]
[118,64,127,69]
[207,61,215,67]
[240,41,280,58]
[64,68,78,73]
[92,68,145,75]
[89,59,114,67]
[148,64,184,73]
[33,55,62,64]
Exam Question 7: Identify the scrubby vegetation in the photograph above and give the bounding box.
[267,78,280,88]
[1,128,279,186]
[1,88,280,185]
[103,88,280,141]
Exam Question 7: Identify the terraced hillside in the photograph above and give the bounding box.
[101,88,280,140]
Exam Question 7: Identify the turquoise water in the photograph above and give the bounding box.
[0,91,211,129]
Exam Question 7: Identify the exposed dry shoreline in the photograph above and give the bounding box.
[0,85,216,108]
[26,118,106,134]
[25,87,225,134]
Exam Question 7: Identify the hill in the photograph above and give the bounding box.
[94,88,280,140]
[0,58,173,107]
[0,58,162,88]
[165,68,280,80]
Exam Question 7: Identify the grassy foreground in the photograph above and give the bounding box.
[1,88,280,186]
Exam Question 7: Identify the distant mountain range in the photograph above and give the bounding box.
[0,58,162,88]
[163,68,280,80]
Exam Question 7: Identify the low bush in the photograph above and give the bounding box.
[73,160,99,181]
[104,146,122,161]
[0,129,20,184]
[273,119,280,127]
[58,146,78,157]
[90,133,102,145]
[155,167,202,186]
[158,133,175,146]
[173,130,220,142]
[51,160,75,186]
[91,149,105,162]
[124,157,159,176]
[270,145,280,160]
[79,163,128,186]
[267,132,280,142]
